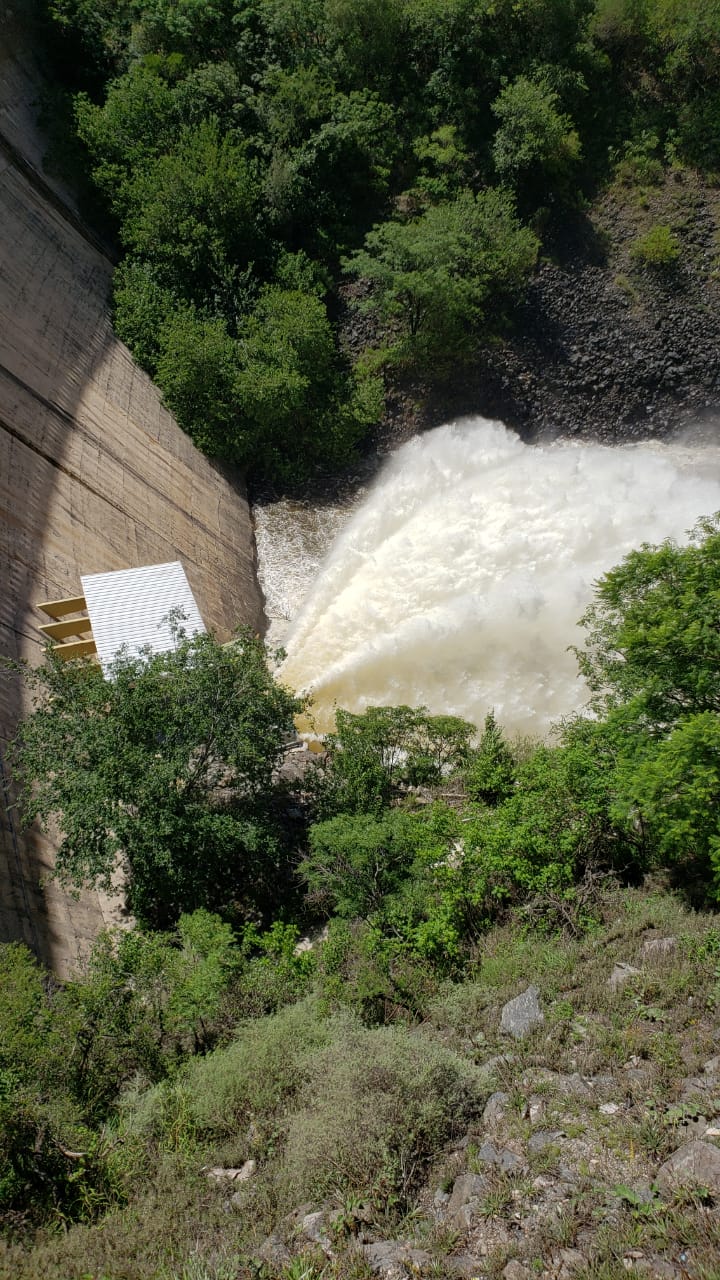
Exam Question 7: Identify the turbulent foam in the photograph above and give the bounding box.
[275,418,720,737]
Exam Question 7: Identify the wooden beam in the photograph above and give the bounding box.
[39,618,92,641]
[38,595,87,618]
[52,639,97,661]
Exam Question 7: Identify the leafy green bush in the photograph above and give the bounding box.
[574,514,720,895]
[313,704,474,817]
[464,710,516,805]
[613,133,664,187]
[0,945,125,1227]
[575,514,720,724]
[56,911,246,1120]
[491,75,581,192]
[131,1000,335,1149]
[8,629,301,928]
[630,223,681,265]
[226,921,316,1020]
[613,711,720,892]
[302,809,427,918]
[316,917,442,1023]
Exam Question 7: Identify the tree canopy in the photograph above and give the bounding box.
[575,513,720,727]
[41,0,720,482]
[345,189,538,363]
[8,628,301,928]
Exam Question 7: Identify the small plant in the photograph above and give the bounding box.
[479,1176,515,1218]
[614,134,664,188]
[614,273,640,305]
[630,224,681,267]
[614,1183,657,1216]
[281,1258,325,1280]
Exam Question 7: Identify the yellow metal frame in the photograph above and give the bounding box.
[37,595,88,618]
[37,595,97,661]
[38,618,93,642]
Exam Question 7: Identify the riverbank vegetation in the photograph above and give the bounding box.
[29,0,720,482]
[1,520,719,1275]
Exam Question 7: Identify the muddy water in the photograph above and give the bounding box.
[255,418,720,737]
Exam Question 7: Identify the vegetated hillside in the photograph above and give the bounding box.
[1,520,719,1277]
[384,170,720,448]
[1,886,720,1280]
[37,0,720,487]
[0,19,264,976]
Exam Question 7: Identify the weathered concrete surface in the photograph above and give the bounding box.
[0,30,264,975]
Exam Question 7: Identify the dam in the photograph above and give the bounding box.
[0,29,263,974]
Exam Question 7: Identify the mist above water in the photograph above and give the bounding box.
[266,418,720,737]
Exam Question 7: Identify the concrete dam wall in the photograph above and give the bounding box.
[0,32,264,975]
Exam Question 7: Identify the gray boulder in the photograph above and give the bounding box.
[362,1242,432,1278]
[500,985,544,1039]
[608,962,641,992]
[483,1090,510,1126]
[641,935,677,959]
[475,1140,523,1174]
[448,1171,486,1218]
[656,1139,720,1198]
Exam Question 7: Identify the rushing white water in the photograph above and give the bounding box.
[254,496,360,650]
[266,418,720,737]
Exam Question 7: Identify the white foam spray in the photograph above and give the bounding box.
[269,418,720,737]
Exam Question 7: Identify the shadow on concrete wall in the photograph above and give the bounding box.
[0,39,264,974]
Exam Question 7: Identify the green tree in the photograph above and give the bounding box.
[465,710,516,805]
[153,289,375,482]
[346,188,538,363]
[57,910,244,1117]
[491,75,581,193]
[0,943,113,1223]
[314,704,475,816]
[120,117,266,308]
[74,58,181,216]
[156,307,242,457]
[324,0,407,92]
[302,809,423,918]
[613,711,720,890]
[411,124,473,201]
[460,726,630,922]
[275,90,400,252]
[573,514,720,897]
[234,285,353,479]
[575,513,720,728]
[112,256,176,372]
[8,629,301,929]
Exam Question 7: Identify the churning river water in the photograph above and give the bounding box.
[253,417,720,738]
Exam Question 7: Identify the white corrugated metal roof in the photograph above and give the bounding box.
[81,562,206,677]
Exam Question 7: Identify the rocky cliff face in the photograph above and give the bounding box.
[0,29,264,975]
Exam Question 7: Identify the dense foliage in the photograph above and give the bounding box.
[35,0,720,481]
[7,627,301,928]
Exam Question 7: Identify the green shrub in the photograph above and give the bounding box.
[345,188,538,366]
[613,133,664,187]
[317,917,442,1023]
[464,710,516,805]
[312,704,475,818]
[491,75,581,193]
[302,810,425,918]
[630,223,681,266]
[277,1022,483,1212]
[124,1000,335,1150]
